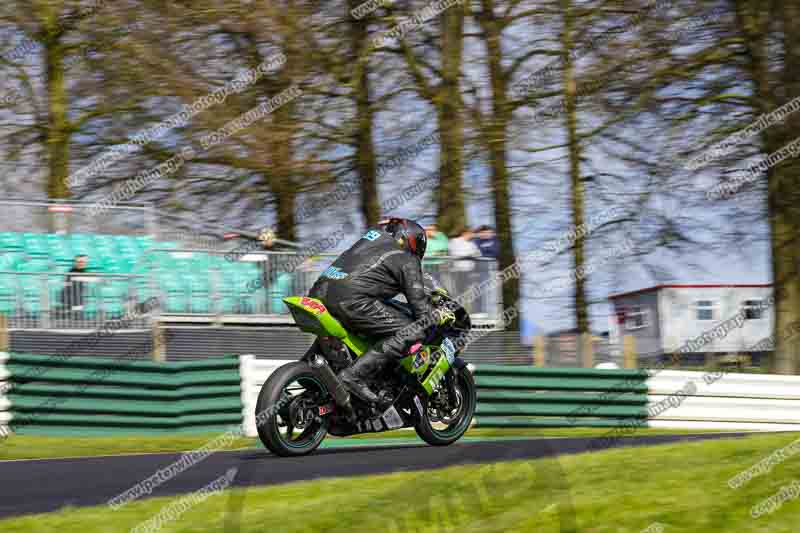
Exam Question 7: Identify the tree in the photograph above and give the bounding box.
[397,0,467,236]
[348,0,381,227]
[559,0,590,334]
[730,0,800,373]
[473,0,520,329]
[0,0,149,207]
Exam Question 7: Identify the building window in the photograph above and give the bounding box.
[743,300,765,320]
[625,306,648,330]
[694,300,717,321]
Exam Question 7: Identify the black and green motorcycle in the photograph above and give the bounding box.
[255,278,476,457]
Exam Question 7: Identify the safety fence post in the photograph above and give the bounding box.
[0,314,8,352]
[623,335,637,369]
[580,333,594,368]
[152,320,166,362]
[533,335,546,367]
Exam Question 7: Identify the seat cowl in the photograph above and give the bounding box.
[283,297,371,356]
[283,296,348,338]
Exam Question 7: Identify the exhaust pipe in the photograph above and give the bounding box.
[309,354,354,417]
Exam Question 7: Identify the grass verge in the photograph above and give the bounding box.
[2,433,799,532]
[0,434,255,461]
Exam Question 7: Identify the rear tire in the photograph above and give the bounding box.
[256,361,329,457]
[414,367,476,446]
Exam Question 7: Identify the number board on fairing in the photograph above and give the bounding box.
[440,337,456,364]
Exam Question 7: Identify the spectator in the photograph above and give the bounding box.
[448,228,481,307]
[425,224,449,256]
[258,228,278,250]
[471,225,499,316]
[472,225,500,259]
[423,224,449,269]
[259,228,295,261]
[448,228,481,270]
[257,229,294,308]
[59,255,90,318]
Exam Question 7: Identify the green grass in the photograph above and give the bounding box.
[0,427,731,461]
[1,432,799,532]
[0,434,255,461]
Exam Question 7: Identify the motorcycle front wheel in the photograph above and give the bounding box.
[414,366,476,446]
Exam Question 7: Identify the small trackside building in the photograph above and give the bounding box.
[608,284,775,364]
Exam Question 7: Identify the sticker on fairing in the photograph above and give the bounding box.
[381,405,404,429]
[300,297,327,314]
[440,337,456,364]
[413,348,430,370]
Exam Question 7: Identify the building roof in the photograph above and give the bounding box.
[608,284,773,300]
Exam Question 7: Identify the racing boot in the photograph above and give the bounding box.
[338,350,389,404]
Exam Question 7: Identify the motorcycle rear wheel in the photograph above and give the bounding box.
[256,361,329,457]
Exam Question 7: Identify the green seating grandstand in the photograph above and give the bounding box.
[0,232,293,318]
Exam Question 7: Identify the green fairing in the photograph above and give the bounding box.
[421,351,451,394]
[399,356,414,374]
[399,346,434,376]
[343,333,370,356]
[284,296,448,395]
[400,346,424,375]
[283,297,370,356]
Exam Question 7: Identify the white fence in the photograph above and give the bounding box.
[0,352,11,437]
[647,370,800,431]
[237,360,800,436]
[239,355,294,437]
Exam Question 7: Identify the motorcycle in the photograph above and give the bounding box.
[255,276,476,457]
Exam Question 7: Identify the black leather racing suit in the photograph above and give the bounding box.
[308,227,433,360]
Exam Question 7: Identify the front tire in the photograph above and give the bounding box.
[414,367,476,446]
[256,361,329,457]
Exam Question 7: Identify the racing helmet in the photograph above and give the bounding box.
[382,218,427,260]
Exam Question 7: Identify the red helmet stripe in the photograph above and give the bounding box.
[401,219,417,254]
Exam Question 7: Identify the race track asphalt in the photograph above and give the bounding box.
[0,432,749,519]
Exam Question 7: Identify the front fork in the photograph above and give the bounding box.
[445,367,459,402]
[441,357,469,411]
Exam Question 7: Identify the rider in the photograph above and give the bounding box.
[308,218,455,404]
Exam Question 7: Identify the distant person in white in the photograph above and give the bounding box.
[448,227,481,271]
[448,228,482,311]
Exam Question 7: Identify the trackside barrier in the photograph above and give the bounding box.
[236,361,653,434]
[474,366,800,431]
[239,355,294,437]
[10,358,794,437]
[472,365,650,428]
[1,352,242,436]
[0,352,10,437]
[647,370,800,431]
